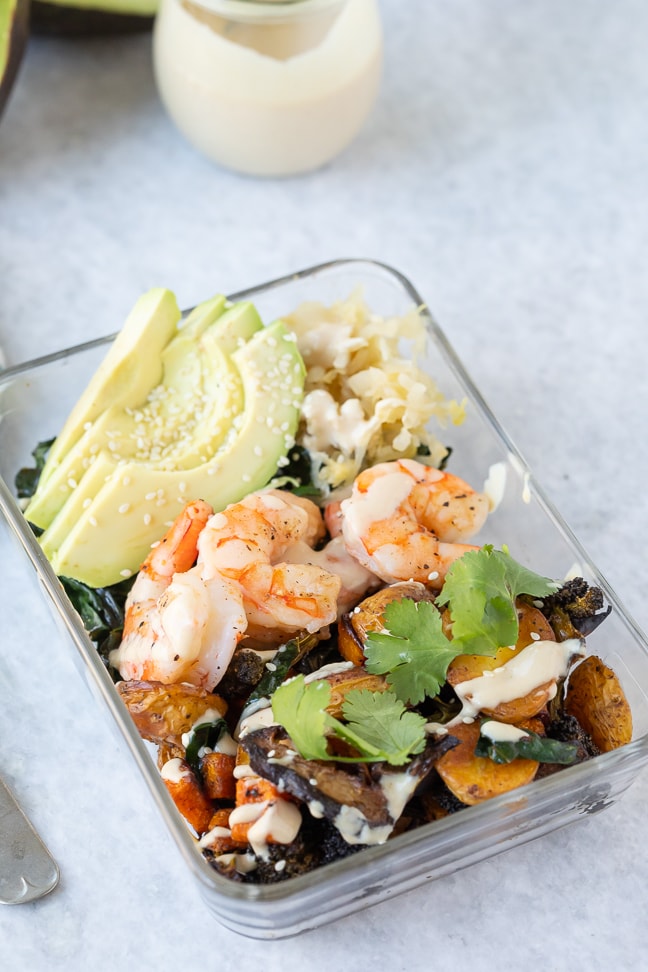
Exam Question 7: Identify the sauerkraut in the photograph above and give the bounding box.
[284,292,465,493]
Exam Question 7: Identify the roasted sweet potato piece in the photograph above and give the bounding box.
[446,603,558,723]
[338,581,435,665]
[565,655,633,752]
[160,757,214,835]
[229,775,288,845]
[200,752,236,801]
[199,809,246,855]
[118,679,227,746]
[434,721,539,806]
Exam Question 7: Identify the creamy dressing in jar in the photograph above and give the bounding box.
[153,0,383,176]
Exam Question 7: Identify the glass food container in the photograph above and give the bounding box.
[152,0,383,175]
[1,260,648,939]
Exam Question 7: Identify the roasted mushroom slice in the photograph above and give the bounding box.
[241,725,457,846]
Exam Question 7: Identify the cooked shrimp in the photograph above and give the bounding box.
[283,535,380,615]
[197,489,341,643]
[110,499,247,690]
[340,458,489,588]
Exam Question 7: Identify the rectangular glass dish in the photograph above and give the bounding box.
[1,259,648,939]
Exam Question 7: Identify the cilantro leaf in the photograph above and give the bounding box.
[364,599,460,705]
[336,690,427,766]
[270,675,332,761]
[436,546,558,655]
[270,678,427,765]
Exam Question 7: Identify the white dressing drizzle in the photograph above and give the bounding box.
[160,757,188,785]
[480,720,531,743]
[426,638,584,735]
[483,461,507,512]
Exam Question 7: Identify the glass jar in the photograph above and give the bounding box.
[152,0,383,176]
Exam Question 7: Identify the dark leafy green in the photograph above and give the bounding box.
[246,631,318,707]
[274,444,322,499]
[185,718,229,777]
[60,575,134,677]
[475,725,579,766]
[15,438,55,499]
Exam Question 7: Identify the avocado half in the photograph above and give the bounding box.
[0,0,30,119]
[32,0,158,35]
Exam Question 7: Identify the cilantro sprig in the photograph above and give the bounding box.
[436,546,559,655]
[364,599,456,705]
[270,675,426,766]
[365,546,558,706]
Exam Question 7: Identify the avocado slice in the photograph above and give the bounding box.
[28,299,263,531]
[33,287,181,497]
[0,0,30,121]
[31,0,157,36]
[46,320,305,587]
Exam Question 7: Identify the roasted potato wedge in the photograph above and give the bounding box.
[435,721,539,806]
[338,581,436,665]
[446,603,558,723]
[118,679,227,746]
[323,667,388,717]
[565,655,633,752]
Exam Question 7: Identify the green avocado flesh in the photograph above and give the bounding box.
[26,291,306,589]
[32,0,157,35]
[0,0,30,120]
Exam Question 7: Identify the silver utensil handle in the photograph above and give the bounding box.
[0,775,59,905]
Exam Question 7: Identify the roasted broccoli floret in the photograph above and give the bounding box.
[539,577,611,640]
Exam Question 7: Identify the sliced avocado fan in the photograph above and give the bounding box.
[27,290,306,588]
[0,0,30,121]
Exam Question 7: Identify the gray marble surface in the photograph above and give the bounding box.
[2,0,648,968]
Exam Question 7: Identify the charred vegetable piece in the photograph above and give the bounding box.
[216,648,268,700]
[117,680,227,747]
[434,721,539,806]
[242,725,457,844]
[541,577,611,639]
[565,655,633,752]
[244,632,318,707]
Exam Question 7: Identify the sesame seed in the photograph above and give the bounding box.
[144,513,152,525]
[89,516,98,526]
[120,569,133,578]
[82,498,92,509]
[118,503,130,514]
[67,477,78,489]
